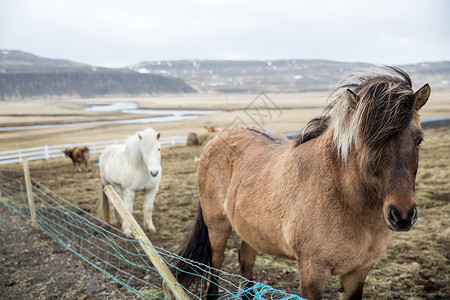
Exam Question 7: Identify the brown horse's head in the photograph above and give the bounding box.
[330,68,430,231]
[62,148,74,158]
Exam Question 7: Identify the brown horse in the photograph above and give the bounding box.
[204,126,222,133]
[175,68,431,300]
[62,146,90,172]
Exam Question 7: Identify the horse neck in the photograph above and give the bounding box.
[295,128,381,213]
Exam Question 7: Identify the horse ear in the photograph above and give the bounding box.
[413,83,431,111]
[346,89,359,110]
[138,134,142,140]
[157,132,160,140]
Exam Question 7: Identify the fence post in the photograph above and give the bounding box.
[44,145,49,160]
[171,136,175,146]
[22,157,37,229]
[103,185,188,300]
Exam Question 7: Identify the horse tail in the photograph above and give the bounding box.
[96,181,110,223]
[174,204,211,287]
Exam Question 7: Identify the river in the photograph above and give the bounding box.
[0,102,221,132]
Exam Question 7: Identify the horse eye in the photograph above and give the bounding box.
[416,137,424,147]
[158,148,161,151]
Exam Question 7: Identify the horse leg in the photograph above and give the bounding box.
[96,182,117,225]
[339,264,373,300]
[108,186,124,226]
[238,241,258,299]
[298,260,331,300]
[205,219,232,300]
[121,189,136,235]
[96,182,110,223]
[84,152,89,172]
[143,187,158,232]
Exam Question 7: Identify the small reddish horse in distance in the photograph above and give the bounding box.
[175,67,431,300]
[62,146,90,172]
[204,126,222,133]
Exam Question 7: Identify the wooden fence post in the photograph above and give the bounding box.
[103,185,189,300]
[22,157,37,229]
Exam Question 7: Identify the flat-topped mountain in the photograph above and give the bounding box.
[0,50,196,100]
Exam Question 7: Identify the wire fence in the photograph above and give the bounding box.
[0,168,303,300]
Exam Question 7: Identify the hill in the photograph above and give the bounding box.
[130,59,450,93]
[0,50,196,100]
[1,50,449,98]
[0,49,88,73]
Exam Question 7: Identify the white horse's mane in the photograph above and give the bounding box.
[125,134,143,166]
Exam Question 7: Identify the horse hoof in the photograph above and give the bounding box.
[147,225,157,233]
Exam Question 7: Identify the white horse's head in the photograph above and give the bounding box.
[127,128,162,178]
[139,128,162,178]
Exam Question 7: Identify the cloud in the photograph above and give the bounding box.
[0,0,449,66]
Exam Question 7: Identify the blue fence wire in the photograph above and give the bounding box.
[0,168,304,300]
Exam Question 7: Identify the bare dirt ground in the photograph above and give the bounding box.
[1,126,449,299]
[0,204,136,300]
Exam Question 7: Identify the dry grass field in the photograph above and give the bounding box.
[1,91,449,299]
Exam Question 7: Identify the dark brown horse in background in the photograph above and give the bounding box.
[176,68,430,300]
[63,146,90,172]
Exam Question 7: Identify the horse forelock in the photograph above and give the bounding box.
[328,67,414,162]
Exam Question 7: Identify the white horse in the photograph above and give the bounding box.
[96,128,162,235]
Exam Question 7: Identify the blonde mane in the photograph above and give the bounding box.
[295,67,415,163]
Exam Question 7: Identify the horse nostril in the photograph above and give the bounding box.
[150,170,159,177]
[387,206,400,223]
[408,205,419,224]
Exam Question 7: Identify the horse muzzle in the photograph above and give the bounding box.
[385,205,418,231]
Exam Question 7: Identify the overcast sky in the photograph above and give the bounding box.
[1,0,449,67]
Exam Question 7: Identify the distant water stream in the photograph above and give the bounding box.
[0,102,221,132]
